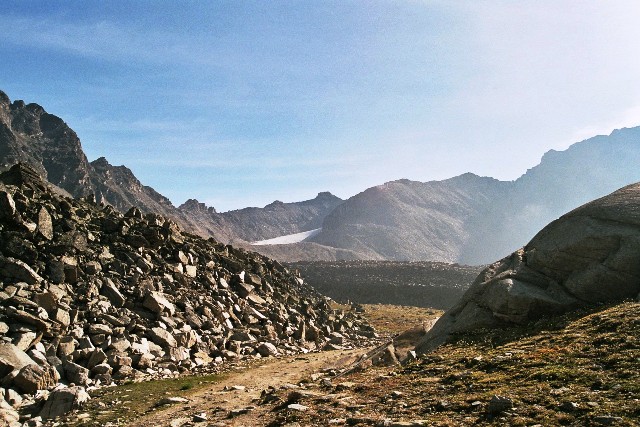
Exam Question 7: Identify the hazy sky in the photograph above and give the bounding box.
[2,1,640,211]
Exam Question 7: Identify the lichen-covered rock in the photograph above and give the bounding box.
[13,364,58,394]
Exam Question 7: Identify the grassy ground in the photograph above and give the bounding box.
[66,372,226,426]
[360,303,442,335]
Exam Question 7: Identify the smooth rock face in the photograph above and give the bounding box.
[416,183,640,354]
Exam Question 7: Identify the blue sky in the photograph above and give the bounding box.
[2,1,640,211]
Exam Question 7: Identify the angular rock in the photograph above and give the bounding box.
[0,256,43,284]
[0,343,35,377]
[100,279,125,308]
[39,386,90,420]
[37,206,54,240]
[63,361,90,385]
[13,364,58,394]
[143,291,175,316]
[149,327,177,348]
[257,342,278,357]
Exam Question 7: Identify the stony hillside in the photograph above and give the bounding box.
[5,89,640,266]
[290,261,482,309]
[0,164,375,424]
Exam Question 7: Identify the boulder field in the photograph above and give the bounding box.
[417,182,640,354]
[0,164,375,424]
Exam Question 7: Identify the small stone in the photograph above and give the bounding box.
[143,291,176,316]
[37,207,54,240]
[559,401,579,412]
[488,395,513,415]
[592,415,623,425]
[157,396,189,406]
[193,412,207,422]
[287,403,308,411]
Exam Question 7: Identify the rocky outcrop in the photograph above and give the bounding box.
[416,182,640,353]
[0,164,376,421]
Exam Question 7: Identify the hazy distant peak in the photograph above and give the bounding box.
[315,191,339,200]
[265,200,285,208]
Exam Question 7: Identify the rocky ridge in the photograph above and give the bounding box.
[5,89,640,266]
[416,181,640,354]
[178,191,344,244]
[0,164,376,424]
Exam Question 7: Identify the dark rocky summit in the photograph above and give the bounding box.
[416,182,640,354]
[0,164,375,423]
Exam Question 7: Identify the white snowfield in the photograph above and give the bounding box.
[251,228,321,246]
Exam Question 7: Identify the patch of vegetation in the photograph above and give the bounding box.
[65,372,225,426]
[290,260,482,309]
[361,303,442,335]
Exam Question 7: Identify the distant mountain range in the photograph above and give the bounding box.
[2,89,640,265]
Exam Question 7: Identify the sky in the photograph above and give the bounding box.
[1,1,640,212]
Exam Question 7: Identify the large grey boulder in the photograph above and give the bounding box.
[416,183,640,354]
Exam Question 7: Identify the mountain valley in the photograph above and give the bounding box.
[0,89,639,426]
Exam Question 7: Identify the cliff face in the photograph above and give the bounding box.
[0,91,93,198]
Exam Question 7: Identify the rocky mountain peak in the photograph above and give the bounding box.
[178,198,216,214]
[265,200,285,209]
[315,191,338,200]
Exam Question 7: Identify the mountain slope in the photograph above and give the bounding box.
[4,89,640,266]
[461,126,640,264]
[307,174,511,262]
[281,127,640,264]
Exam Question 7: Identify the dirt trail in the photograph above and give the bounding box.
[128,348,368,427]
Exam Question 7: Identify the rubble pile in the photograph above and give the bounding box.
[0,164,376,424]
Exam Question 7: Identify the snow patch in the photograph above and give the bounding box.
[252,228,321,246]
